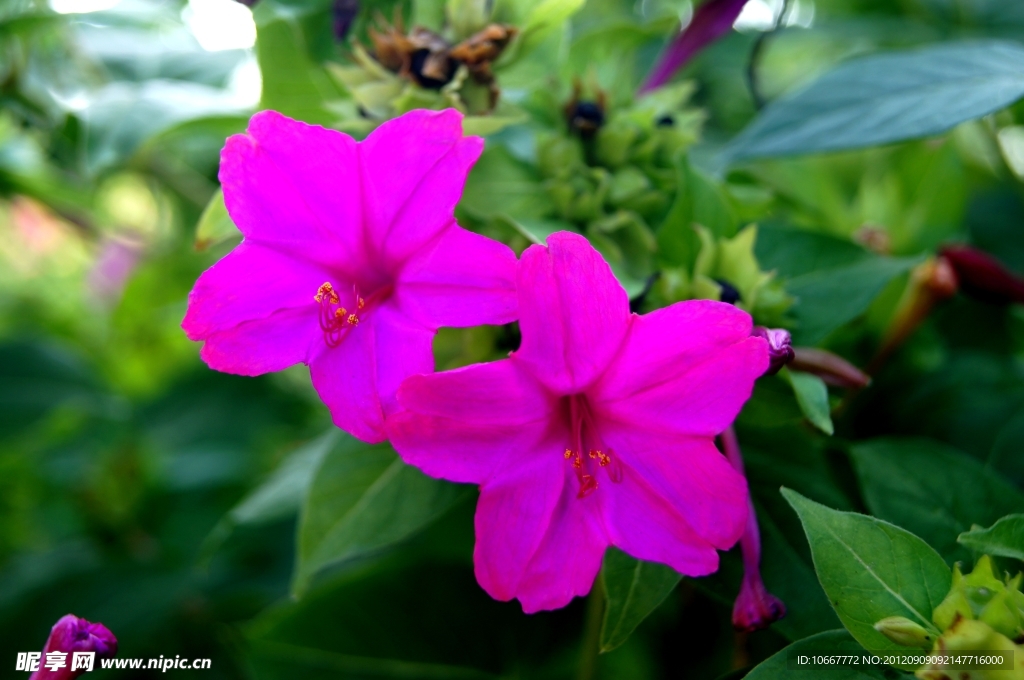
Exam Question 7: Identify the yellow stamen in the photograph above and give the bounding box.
[347,314,359,326]
[564,449,573,459]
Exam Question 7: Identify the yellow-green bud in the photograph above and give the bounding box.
[874,616,935,649]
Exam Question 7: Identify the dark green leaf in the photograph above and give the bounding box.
[599,547,681,652]
[724,41,1024,161]
[744,629,914,680]
[293,437,468,596]
[851,438,1024,563]
[788,255,920,345]
[782,489,950,661]
[755,224,871,279]
[958,515,1024,561]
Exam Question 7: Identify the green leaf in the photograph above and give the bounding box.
[231,432,338,526]
[657,158,736,268]
[293,437,468,596]
[781,488,951,662]
[723,41,1024,161]
[744,629,914,680]
[253,2,344,125]
[958,515,1024,561]
[459,146,553,220]
[599,547,681,652]
[787,255,921,345]
[755,224,871,280]
[517,0,585,53]
[194,188,240,251]
[851,438,1024,563]
[781,367,833,435]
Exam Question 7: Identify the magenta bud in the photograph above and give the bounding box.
[733,572,787,633]
[939,245,1024,305]
[640,0,750,93]
[29,615,117,680]
[790,347,870,390]
[719,427,787,633]
[752,327,794,376]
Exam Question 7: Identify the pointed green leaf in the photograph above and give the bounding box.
[293,437,468,596]
[781,489,950,663]
[599,548,681,652]
[781,368,834,435]
[787,255,921,345]
[851,438,1024,562]
[958,515,1024,561]
[194,188,240,251]
[723,41,1024,161]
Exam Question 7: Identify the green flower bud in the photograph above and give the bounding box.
[595,120,640,169]
[537,134,585,179]
[933,557,1024,640]
[873,616,935,649]
[607,166,651,206]
[979,589,1022,640]
[916,618,1024,680]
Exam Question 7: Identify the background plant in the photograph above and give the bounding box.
[3,0,1024,678]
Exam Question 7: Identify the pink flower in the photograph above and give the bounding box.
[29,614,117,679]
[182,109,518,442]
[388,232,768,612]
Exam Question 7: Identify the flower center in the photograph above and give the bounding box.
[563,394,622,498]
[314,281,389,347]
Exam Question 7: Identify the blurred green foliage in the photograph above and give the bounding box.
[4,0,1024,677]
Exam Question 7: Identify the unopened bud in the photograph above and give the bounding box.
[874,616,935,649]
[939,244,1024,305]
[871,257,958,374]
[733,571,787,633]
[30,614,117,679]
[790,348,870,389]
[752,327,794,376]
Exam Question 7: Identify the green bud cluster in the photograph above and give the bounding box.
[932,556,1024,641]
[652,225,792,323]
[534,83,702,283]
[876,556,1024,680]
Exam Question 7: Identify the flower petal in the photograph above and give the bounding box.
[360,109,484,267]
[514,232,631,394]
[309,302,433,443]
[395,225,518,327]
[183,241,331,340]
[199,306,321,376]
[473,451,566,604]
[600,424,748,550]
[594,301,767,436]
[220,111,370,278]
[388,360,557,483]
[600,465,721,576]
[515,489,607,613]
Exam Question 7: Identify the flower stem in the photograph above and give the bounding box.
[577,576,606,680]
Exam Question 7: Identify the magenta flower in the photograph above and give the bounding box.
[29,614,117,679]
[388,232,768,612]
[183,109,518,442]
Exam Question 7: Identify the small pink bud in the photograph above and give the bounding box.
[29,614,117,680]
[752,327,794,375]
[790,348,870,389]
[939,244,1024,305]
